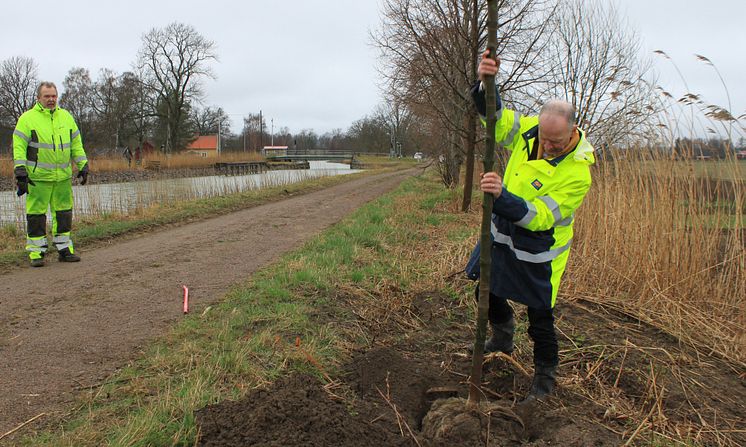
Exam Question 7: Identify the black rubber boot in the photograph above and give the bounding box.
[58,248,81,262]
[30,257,45,267]
[527,363,557,400]
[484,317,515,354]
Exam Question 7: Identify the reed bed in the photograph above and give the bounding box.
[568,152,745,365]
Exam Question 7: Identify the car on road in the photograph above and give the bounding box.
[413,152,423,161]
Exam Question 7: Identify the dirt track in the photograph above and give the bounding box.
[0,169,415,435]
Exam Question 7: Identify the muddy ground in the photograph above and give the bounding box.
[0,169,415,441]
[196,288,746,447]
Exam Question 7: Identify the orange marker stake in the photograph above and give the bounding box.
[182,285,189,314]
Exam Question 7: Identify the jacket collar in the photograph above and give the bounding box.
[523,125,595,166]
[572,129,595,165]
[34,102,57,115]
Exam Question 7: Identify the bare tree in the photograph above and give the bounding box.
[293,129,319,151]
[540,0,662,147]
[347,113,392,153]
[192,106,229,135]
[376,99,415,155]
[242,113,264,151]
[372,0,555,209]
[60,67,95,144]
[116,71,150,148]
[135,22,217,152]
[318,129,346,150]
[90,69,143,149]
[0,56,38,127]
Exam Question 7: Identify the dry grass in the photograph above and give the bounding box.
[448,160,744,445]
[568,151,744,365]
[88,151,265,173]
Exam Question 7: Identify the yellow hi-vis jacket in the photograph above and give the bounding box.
[466,83,595,309]
[13,103,88,182]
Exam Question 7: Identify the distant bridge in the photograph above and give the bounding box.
[264,149,354,162]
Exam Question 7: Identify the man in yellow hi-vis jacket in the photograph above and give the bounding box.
[465,53,594,400]
[13,82,89,267]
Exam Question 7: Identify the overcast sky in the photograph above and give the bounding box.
[617,0,745,137]
[1,1,742,137]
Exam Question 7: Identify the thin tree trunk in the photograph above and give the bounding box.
[461,0,480,213]
[462,112,476,211]
[468,0,497,407]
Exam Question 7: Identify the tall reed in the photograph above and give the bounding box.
[568,151,744,364]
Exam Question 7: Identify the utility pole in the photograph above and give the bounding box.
[217,119,221,155]
[259,109,263,150]
[271,118,274,146]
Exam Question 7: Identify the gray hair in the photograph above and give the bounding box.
[36,81,58,98]
[539,100,576,130]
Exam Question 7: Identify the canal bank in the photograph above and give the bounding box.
[0,161,359,227]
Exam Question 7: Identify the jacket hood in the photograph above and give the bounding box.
[573,131,595,165]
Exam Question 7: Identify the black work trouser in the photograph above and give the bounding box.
[476,287,559,367]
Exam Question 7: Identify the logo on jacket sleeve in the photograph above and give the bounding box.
[531,179,543,190]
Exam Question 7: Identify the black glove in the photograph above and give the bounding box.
[77,164,89,185]
[14,166,35,197]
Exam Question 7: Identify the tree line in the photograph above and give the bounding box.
[0,22,412,158]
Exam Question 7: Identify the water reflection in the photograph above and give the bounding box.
[0,161,358,228]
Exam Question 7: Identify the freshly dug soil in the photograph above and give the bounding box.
[196,345,624,447]
[196,373,410,447]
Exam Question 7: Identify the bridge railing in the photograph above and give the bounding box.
[285,149,353,156]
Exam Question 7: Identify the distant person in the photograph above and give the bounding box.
[465,51,595,400]
[13,81,89,267]
[122,146,133,167]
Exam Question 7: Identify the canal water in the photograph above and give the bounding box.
[0,161,358,229]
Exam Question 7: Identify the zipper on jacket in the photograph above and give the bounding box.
[51,110,56,150]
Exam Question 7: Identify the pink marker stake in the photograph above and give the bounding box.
[182,285,189,314]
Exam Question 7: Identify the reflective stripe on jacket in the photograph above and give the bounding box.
[13,103,88,182]
[466,82,595,309]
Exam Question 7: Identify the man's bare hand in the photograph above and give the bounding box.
[480,171,503,196]
[478,50,501,83]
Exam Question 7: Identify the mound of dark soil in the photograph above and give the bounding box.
[196,346,623,447]
[195,373,410,447]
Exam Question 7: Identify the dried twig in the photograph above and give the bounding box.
[376,379,422,447]
[0,413,46,441]
[484,352,531,377]
[614,342,629,388]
